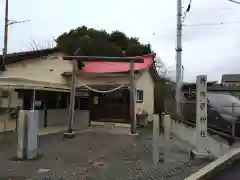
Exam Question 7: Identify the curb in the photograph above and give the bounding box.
[185,148,240,180]
[90,121,130,128]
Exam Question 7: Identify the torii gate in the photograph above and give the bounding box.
[62,51,143,137]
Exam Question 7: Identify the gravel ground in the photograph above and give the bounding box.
[0,126,212,180]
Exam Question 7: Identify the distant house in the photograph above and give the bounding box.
[182,81,240,100]
[182,81,218,100]
[221,74,240,87]
[0,48,159,130]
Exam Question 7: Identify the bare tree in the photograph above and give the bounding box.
[28,38,56,51]
[154,55,167,76]
[154,55,174,81]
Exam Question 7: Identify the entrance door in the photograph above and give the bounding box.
[102,90,129,119]
[90,90,130,122]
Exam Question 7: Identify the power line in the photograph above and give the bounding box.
[8,20,30,25]
[182,0,192,24]
[1,0,30,71]
[183,21,240,27]
[229,0,240,4]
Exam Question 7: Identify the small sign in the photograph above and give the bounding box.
[34,101,42,107]
[75,91,89,97]
[93,96,99,105]
[196,75,208,153]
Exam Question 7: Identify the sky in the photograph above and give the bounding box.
[0,0,240,82]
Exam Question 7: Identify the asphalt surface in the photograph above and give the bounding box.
[0,126,212,180]
[207,159,240,180]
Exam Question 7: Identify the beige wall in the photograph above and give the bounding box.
[0,52,71,89]
[135,70,154,115]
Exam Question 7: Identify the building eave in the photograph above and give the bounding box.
[0,48,60,65]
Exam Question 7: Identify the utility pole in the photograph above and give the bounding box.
[3,0,8,55]
[181,65,184,83]
[1,0,30,133]
[1,0,9,71]
[130,60,136,134]
[1,0,30,71]
[176,0,183,115]
[1,0,9,133]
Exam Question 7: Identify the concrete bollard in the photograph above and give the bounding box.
[17,110,27,159]
[152,114,160,165]
[164,114,171,163]
[16,110,39,160]
[27,110,39,159]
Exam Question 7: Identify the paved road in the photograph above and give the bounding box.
[208,160,240,180]
[0,126,212,180]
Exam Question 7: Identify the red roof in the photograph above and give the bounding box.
[81,54,154,73]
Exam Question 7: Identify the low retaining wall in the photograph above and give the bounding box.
[185,148,240,180]
[73,110,90,129]
[165,116,240,179]
[90,121,131,128]
[0,109,90,133]
[170,118,230,157]
[37,109,89,129]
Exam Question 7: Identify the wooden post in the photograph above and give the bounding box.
[164,114,171,163]
[31,90,35,110]
[161,112,165,130]
[152,114,160,165]
[64,49,82,138]
[44,102,47,128]
[65,60,77,136]
[130,60,136,134]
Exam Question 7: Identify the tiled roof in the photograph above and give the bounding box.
[80,54,154,73]
[0,48,59,65]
